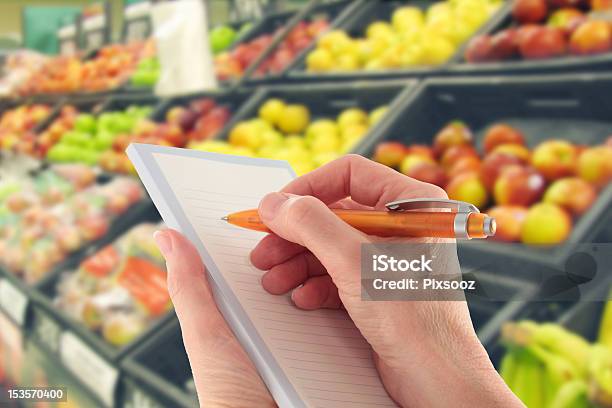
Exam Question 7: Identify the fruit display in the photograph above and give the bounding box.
[372,121,612,244]
[46,104,153,167]
[498,311,612,407]
[193,98,388,175]
[0,50,47,97]
[130,24,252,87]
[216,19,329,80]
[18,40,155,95]
[465,0,612,63]
[15,104,81,158]
[0,104,52,151]
[0,169,143,284]
[99,97,232,174]
[54,223,171,347]
[304,0,501,73]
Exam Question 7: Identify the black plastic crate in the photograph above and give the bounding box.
[357,74,612,271]
[448,2,612,76]
[285,0,508,83]
[214,80,418,148]
[120,317,197,408]
[485,279,611,372]
[241,0,364,84]
[97,93,161,114]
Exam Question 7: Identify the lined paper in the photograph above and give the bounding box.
[150,151,396,408]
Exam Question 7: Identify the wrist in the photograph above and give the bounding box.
[379,316,521,407]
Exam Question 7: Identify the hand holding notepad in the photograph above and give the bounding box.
[127,146,519,408]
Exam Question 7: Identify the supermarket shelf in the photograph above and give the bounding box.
[357,73,612,272]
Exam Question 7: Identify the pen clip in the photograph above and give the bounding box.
[384,198,480,214]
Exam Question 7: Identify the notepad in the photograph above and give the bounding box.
[127,144,397,408]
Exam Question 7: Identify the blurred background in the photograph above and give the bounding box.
[0,0,612,407]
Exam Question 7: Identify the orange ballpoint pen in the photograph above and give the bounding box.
[222,199,496,239]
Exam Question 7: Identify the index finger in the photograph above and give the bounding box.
[282,154,447,209]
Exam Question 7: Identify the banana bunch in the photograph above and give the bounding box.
[499,320,612,408]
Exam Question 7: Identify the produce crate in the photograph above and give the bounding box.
[357,74,612,272]
[97,93,161,114]
[120,317,198,408]
[26,205,168,407]
[464,264,537,346]
[484,277,611,372]
[285,0,508,83]
[149,87,254,135]
[448,2,612,77]
[241,0,364,84]
[214,79,418,147]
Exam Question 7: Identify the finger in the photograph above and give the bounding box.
[291,275,342,310]
[330,197,374,211]
[261,252,326,295]
[154,229,271,405]
[282,154,447,210]
[250,233,305,271]
[258,193,364,280]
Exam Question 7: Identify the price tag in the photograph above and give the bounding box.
[60,332,118,407]
[0,279,28,326]
[0,311,24,352]
[57,24,77,56]
[83,14,107,50]
[33,311,62,354]
[123,382,164,408]
[124,1,151,42]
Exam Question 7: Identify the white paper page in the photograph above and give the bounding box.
[130,146,396,408]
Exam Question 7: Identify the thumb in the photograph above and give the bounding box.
[258,192,364,280]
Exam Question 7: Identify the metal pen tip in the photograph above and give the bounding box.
[221,216,229,221]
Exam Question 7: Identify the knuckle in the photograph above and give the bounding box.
[285,195,320,226]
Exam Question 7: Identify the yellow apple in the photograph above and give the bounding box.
[366,21,394,40]
[277,104,310,134]
[392,7,425,33]
[421,35,455,65]
[369,106,388,126]
[336,53,360,71]
[314,152,341,167]
[310,133,341,154]
[229,122,262,150]
[258,98,286,126]
[306,48,334,72]
[306,120,339,141]
[285,134,307,149]
[337,108,368,130]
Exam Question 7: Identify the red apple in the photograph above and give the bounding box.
[465,35,496,62]
[547,8,584,34]
[446,172,489,209]
[521,203,572,245]
[483,123,526,154]
[487,206,528,242]
[373,142,408,168]
[405,162,448,188]
[492,143,531,162]
[531,139,578,181]
[407,144,435,160]
[165,106,186,125]
[519,26,567,59]
[590,0,612,10]
[447,155,482,176]
[433,121,473,157]
[543,177,597,215]
[549,0,584,7]
[569,20,612,56]
[494,165,546,206]
[491,29,519,60]
[512,0,548,24]
[399,154,436,175]
[189,98,216,115]
[577,146,612,189]
[480,152,525,191]
[440,145,479,170]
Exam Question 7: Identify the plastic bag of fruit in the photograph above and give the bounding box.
[54,223,171,347]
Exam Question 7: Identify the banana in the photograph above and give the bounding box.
[500,348,520,389]
[548,380,589,408]
[599,299,612,350]
[586,344,612,407]
[527,344,578,384]
[513,350,545,408]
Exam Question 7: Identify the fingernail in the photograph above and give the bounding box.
[259,192,290,222]
[154,230,173,256]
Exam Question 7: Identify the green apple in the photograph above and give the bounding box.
[74,114,96,133]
